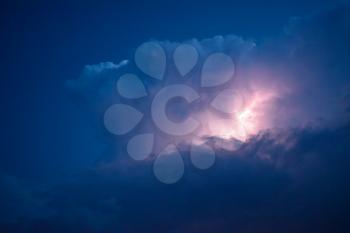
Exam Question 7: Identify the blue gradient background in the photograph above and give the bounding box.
[1,0,350,232]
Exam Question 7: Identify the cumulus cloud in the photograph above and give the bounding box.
[66,6,350,146]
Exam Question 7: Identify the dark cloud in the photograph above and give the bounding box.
[2,125,350,232]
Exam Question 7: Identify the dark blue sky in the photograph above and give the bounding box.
[1,1,350,232]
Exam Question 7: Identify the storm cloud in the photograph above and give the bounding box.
[1,4,350,233]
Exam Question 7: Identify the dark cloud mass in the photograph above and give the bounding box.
[2,125,350,232]
[2,4,350,233]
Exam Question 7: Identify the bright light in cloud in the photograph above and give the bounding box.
[198,85,280,142]
[237,89,279,136]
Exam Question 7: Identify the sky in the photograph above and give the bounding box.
[1,0,350,232]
